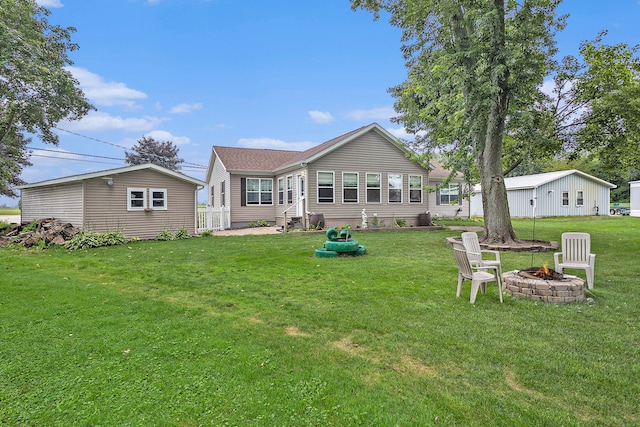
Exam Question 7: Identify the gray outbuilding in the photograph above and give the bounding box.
[470,170,616,218]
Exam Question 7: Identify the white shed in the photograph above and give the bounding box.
[630,180,640,217]
[470,170,616,218]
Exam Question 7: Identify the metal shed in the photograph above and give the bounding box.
[470,170,616,218]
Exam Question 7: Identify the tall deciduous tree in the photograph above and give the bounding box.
[125,136,184,171]
[0,0,93,196]
[352,0,565,243]
[549,33,640,171]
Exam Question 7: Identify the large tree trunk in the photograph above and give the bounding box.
[478,0,519,244]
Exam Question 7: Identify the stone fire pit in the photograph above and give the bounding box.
[502,268,585,303]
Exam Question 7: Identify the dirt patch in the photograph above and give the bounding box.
[285,326,309,337]
[211,226,281,236]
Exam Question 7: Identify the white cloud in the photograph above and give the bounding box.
[67,66,147,108]
[63,111,166,132]
[170,103,203,114]
[345,106,395,121]
[308,110,335,124]
[237,137,316,151]
[144,130,191,145]
[36,0,63,8]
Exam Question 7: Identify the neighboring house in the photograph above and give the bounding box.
[630,180,640,217]
[17,164,206,239]
[205,123,468,229]
[470,170,616,218]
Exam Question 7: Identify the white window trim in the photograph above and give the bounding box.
[342,172,359,204]
[576,190,584,207]
[127,187,147,211]
[409,175,423,203]
[317,171,335,204]
[366,172,382,204]
[388,173,403,204]
[150,188,168,210]
[278,177,284,205]
[562,191,570,207]
[246,178,273,206]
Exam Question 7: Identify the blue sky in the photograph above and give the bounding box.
[4,0,639,206]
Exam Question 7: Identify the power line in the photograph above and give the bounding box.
[27,146,125,161]
[54,127,208,169]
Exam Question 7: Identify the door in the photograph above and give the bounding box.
[296,174,305,217]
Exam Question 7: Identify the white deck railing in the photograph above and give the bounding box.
[197,206,230,232]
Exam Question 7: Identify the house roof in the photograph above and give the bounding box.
[16,163,206,189]
[208,123,457,179]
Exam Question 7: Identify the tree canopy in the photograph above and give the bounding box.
[0,0,93,197]
[125,136,184,171]
[352,0,565,243]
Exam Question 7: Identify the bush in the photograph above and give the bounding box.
[64,230,128,250]
[156,229,176,241]
[173,226,191,240]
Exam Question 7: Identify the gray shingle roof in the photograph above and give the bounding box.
[211,123,457,178]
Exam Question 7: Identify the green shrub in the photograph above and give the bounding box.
[247,221,257,228]
[156,229,176,241]
[199,230,212,237]
[173,226,191,240]
[64,230,128,250]
[257,219,269,227]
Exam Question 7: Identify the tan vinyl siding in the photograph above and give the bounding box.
[83,169,198,239]
[208,159,230,208]
[305,131,467,226]
[229,175,277,227]
[20,182,84,226]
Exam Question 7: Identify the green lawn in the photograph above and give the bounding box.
[0,207,19,216]
[1,217,638,426]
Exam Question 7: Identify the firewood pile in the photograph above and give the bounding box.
[0,218,80,247]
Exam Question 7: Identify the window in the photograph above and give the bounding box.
[287,175,293,204]
[366,173,381,203]
[409,175,423,203]
[150,188,167,210]
[278,178,284,205]
[317,171,334,203]
[246,178,273,205]
[210,185,215,207]
[437,184,460,205]
[388,173,402,203]
[128,188,146,211]
[562,191,569,206]
[220,181,225,207]
[576,191,584,207]
[343,172,359,203]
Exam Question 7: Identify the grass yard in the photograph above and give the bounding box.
[1,217,639,426]
[0,207,20,216]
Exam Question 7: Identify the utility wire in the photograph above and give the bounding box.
[54,127,208,169]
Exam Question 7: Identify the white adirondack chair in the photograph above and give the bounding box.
[554,232,596,289]
[461,232,503,277]
[452,241,503,304]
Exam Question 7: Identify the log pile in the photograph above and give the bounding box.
[0,218,80,247]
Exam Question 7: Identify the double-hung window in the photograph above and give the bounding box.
[437,184,460,205]
[128,188,146,211]
[562,191,569,206]
[342,172,358,203]
[576,191,584,207]
[278,178,284,205]
[409,175,423,203]
[388,173,402,203]
[317,171,334,203]
[366,173,381,203]
[287,176,293,204]
[246,178,273,205]
[150,188,168,210]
